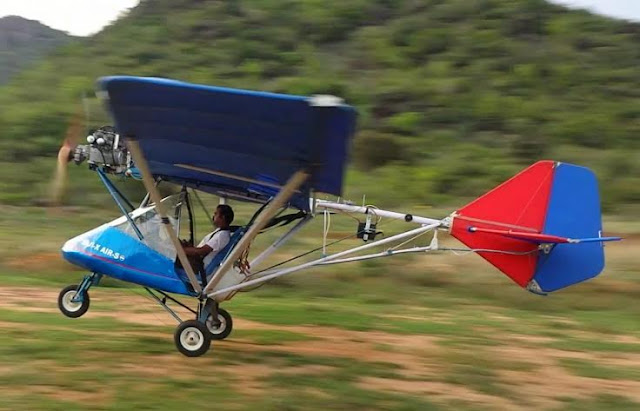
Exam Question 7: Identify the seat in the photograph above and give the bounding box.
[202,226,247,279]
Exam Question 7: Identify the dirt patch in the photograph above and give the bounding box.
[500,367,640,408]
[504,334,556,345]
[0,286,59,300]
[612,335,640,344]
[0,359,113,406]
[490,345,640,408]
[115,355,335,397]
[227,318,442,377]
[30,385,111,405]
[0,320,32,329]
[0,305,56,314]
[276,364,335,375]
[4,252,71,271]
[115,354,205,380]
[359,376,519,409]
[0,286,194,327]
[0,286,60,313]
[236,336,438,379]
[0,365,15,375]
[91,310,186,327]
[219,363,273,395]
[597,354,640,368]
[494,343,640,368]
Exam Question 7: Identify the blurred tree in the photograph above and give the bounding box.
[352,132,408,170]
[0,0,636,211]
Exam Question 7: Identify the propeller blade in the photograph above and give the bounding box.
[61,111,84,151]
[48,111,84,205]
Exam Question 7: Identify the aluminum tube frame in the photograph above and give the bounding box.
[316,245,435,265]
[315,200,442,227]
[207,221,441,298]
[96,168,144,240]
[203,170,309,294]
[254,221,440,278]
[249,215,313,269]
[144,288,183,324]
[97,168,135,210]
[225,215,313,301]
[138,178,160,208]
[127,139,202,294]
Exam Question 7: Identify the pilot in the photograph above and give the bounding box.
[181,204,234,269]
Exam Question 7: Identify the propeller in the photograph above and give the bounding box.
[45,95,125,206]
[48,110,85,206]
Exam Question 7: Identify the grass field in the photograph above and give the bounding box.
[0,204,639,410]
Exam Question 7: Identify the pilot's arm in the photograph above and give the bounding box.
[182,231,228,259]
[181,243,213,258]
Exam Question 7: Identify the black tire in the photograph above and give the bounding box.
[58,284,90,318]
[206,307,233,340]
[174,320,211,357]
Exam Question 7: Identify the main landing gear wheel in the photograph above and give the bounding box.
[58,285,90,318]
[206,308,233,340]
[174,320,211,357]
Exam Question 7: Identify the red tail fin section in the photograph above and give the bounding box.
[450,161,555,286]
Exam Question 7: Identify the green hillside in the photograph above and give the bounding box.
[0,0,638,211]
[0,16,71,85]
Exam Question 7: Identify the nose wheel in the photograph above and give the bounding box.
[57,273,100,319]
[58,284,90,318]
[174,320,211,357]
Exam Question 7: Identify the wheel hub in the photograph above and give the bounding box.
[186,332,199,345]
[207,314,225,334]
[180,327,204,350]
[63,292,81,311]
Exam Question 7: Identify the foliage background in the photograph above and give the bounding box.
[0,0,637,213]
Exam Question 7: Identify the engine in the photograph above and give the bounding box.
[73,126,131,174]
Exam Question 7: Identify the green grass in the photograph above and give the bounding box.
[439,348,536,398]
[1,278,639,409]
[444,365,508,397]
[232,329,317,345]
[0,205,639,409]
[560,359,640,381]
[556,394,640,411]
[547,338,640,354]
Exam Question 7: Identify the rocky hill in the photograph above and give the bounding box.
[0,15,72,85]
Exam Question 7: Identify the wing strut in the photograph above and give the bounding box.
[203,170,309,296]
[128,139,203,294]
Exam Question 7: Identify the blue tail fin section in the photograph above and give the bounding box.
[531,163,607,293]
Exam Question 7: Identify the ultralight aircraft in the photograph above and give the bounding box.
[56,76,620,356]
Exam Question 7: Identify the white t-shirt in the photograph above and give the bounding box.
[197,229,231,268]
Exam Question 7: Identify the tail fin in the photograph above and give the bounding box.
[450,161,619,294]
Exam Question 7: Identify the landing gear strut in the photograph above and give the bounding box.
[58,273,101,318]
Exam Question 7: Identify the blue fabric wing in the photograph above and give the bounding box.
[98,76,357,210]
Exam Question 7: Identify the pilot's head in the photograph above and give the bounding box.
[213,204,234,228]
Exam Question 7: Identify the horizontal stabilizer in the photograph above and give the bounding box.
[468,227,570,244]
[468,226,622,245]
